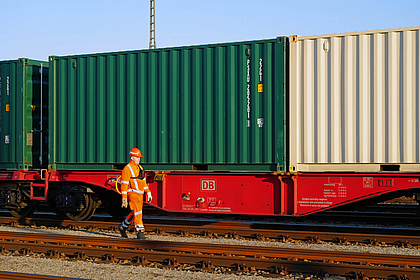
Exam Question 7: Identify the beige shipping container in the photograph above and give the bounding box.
[289,26,420,173]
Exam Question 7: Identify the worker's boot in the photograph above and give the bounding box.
[118,224,128,238]
[136,230,146,240]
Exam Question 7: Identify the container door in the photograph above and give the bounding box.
[22,62,49,169]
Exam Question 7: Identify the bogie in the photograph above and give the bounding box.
[0,183,36,218]
[53,185,101,221]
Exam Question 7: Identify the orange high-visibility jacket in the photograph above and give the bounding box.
[120,161,150,199]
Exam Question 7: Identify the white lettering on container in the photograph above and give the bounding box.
[246,59,251,127]
[257,118,264,128]
[6,76,9,96]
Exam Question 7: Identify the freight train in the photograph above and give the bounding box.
[0,26,419,221]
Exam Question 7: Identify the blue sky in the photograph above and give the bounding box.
[1,0,419,61]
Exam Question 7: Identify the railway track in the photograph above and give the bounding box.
[0,212,419,278]
[0,214,419,247]
[0,230,419,279]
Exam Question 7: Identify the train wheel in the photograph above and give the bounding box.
[4,183,36,218]
[9,203,35,218]
[64,194,96,221]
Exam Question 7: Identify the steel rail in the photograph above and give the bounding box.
[0,271,84,280]
[1,215,420,246]
[0,231,419,278]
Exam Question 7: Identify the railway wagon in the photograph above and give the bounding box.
[0,26,419,221]
[47,37,287,220]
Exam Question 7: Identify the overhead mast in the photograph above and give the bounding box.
[149,0,156,49]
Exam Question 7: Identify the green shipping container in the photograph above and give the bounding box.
[49,37,287,171]
[0,59,49,170]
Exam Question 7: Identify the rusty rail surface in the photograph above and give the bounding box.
[0,231,419,278]
[0,271,83,279]
[0,215,419,247]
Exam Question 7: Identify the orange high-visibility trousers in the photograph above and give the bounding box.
[125,192,144,231]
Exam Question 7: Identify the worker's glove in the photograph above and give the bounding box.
[121,198,128,208]
[147,192,153,203]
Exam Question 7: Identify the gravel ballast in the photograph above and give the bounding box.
[0,223,414,280]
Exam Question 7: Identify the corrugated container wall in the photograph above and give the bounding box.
[0,59,49,170]
[289,26,420,172]
[49,37,288,171]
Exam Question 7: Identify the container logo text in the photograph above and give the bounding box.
[201,179,216,192]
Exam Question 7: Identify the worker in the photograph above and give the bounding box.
[118,147,152,239]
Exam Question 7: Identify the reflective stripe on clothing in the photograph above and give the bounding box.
[135,224,145,231]
[121,212,135,228]
[121,191,127,195]
[121,180,129,184]
[128,189,144,194]
[134,210,143,216]
[131,150,141,156]
[122,219,131,228]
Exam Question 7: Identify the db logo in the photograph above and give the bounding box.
[201,179,216,192]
